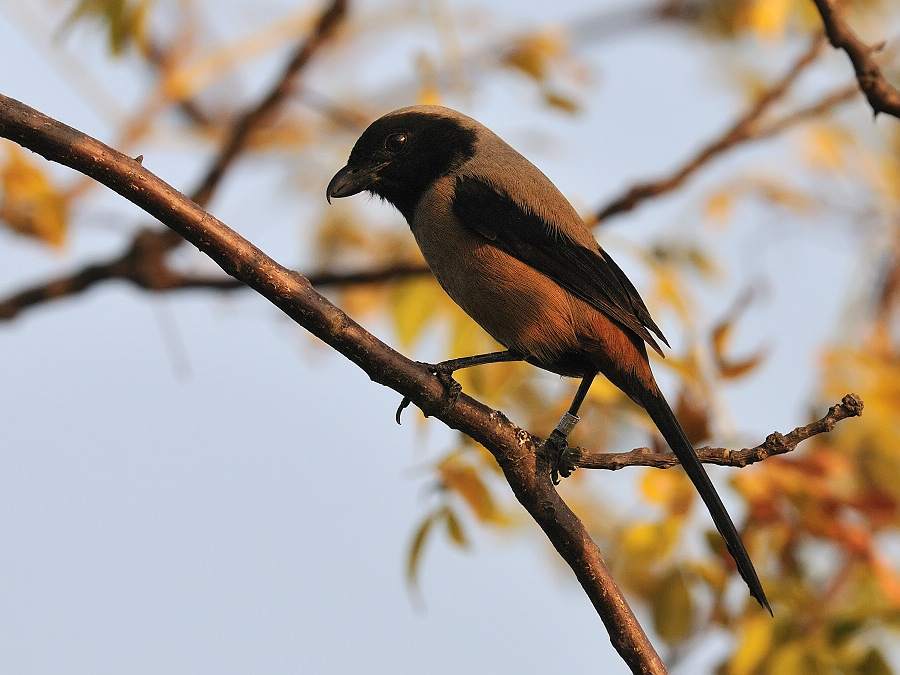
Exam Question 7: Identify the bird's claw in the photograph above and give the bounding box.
[395,362,463,424]
[432,369,463,412]
[395,396,413,424]
[543,430,581,484]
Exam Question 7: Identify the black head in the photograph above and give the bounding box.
[326,106,478,222]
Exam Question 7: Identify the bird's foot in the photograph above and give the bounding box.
[395,362,463,424]
[543,430,582,484]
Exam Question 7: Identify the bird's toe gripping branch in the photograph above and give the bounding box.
[542,412,583,484]
[395,362,463,424]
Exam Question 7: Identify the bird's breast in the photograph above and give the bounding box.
[409,182,588,374]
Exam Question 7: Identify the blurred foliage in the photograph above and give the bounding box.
[2,0,900,671]
[0,145,68,247]
[64,0,151,54]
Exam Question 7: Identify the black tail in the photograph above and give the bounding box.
[642,391,772,614]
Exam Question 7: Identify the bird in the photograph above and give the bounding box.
[326,104,770,613]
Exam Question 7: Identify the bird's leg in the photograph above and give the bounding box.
[544,372,596,484]
[396,350,524,423]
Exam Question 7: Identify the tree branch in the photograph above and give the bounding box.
[0,0,350,321]
[0,92,669,675]
[754,83,859,139]
[811,0,900,119]
[0,76,860,321]
[1,74,857,322]
[576,393,863,471]
[0,257,431,320]
[0,16,859,321]
[190,0,349,207]
[593,35,825,223]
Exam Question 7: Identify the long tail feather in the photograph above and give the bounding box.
[642,392,772,614]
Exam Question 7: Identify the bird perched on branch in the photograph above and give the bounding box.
[327,105,770,613]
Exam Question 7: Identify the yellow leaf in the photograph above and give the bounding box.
[448,307,491,361]
[872,558,900,607]
[751,178,817,215]
[406,512,436,589]
[438,455,499,524]
[710,294,768,380]
[654,268,690,321]
[747,0,792,42]
[710,312,735,356]
[65,0,149,55]
[406,506,471,590]
[444,309,509,396]
[339,285,387,318]
[416,54,442,106]
[641,469,696,517]
[883,131,900,204]
[803,125,851,171]
[543,90,579,114]
[701,1,743,38]
[686,246,720,279]
[705,189,734,225]
[621,519,680,560]
[621,522,658,559]
[652,569,694,644]
[769,642,827,675]
[719,352,766,380]
[389,276,444,348]
[584,375,620,406]
[856,649,892,675]
[441,506,469,549]
[502,30,565,81]
[674,388,711,446]
[0,146,68,248]
[728,613,775,675]
[692,559,727,596]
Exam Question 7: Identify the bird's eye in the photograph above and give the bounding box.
[385,133,407,152]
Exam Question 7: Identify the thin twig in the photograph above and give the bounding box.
[0,257,431,320]
[190,0,349,207]
[754,83,859,139]
[593,35,825,223]
[811,0,900,119]
[0,0,351,321]
[574,393,863,471]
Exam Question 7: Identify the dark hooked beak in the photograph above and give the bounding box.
[326,162,386,203]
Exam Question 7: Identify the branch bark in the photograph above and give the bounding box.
[811,0,900,119]
[576,393,863,471]
[0,92,669,675]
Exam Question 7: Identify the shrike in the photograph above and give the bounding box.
[327,105,770,613]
